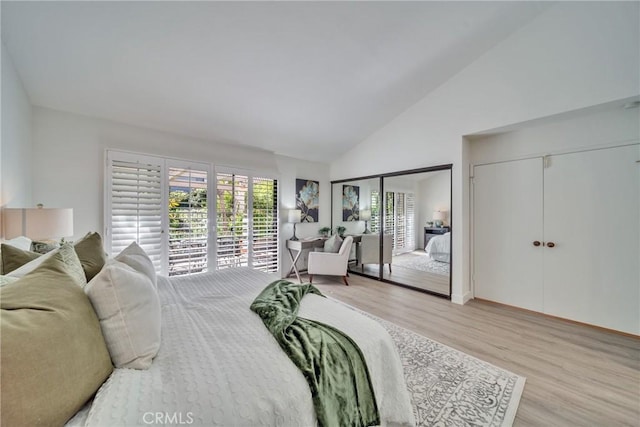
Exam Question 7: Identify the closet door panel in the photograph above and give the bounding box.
[543,145,639,334]
[473,158,544,311]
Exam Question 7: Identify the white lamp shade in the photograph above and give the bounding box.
[360,209,371,221]
[2,208,74,240]
[287,209,301,224]
[433,211,446,221]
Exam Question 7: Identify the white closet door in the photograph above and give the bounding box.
[543,144,639,335]
[473,158,544,311]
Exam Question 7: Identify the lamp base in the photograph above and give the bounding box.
[290,223,299,241]
[363,220,370,234]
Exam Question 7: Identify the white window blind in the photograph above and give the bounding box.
[168,166,209,276]
[395,192,406,250]
[251,176,279,272]
[406,193,415,250]
[216,173,249,269]
[384,191,395,244]
[106,153,164,272]
[370,190,381,233]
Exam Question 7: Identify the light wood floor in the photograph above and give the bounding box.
[352,263,450,296]
[306,273,640,426]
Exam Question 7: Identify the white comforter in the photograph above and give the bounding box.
[82,268,414,426]
[425,232,451,263]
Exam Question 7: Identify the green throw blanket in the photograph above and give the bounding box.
[250,279,380,427]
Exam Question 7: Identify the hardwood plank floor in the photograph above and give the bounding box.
[306,273,640,426]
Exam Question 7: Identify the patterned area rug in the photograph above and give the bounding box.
[393,252,450,275]
[366,311,526,426]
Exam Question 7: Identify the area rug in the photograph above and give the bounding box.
[393,251,450,275]
[358,309,526,426]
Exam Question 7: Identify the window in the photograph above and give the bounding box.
[215,172,279,272]
[106,151,165,272]
[370,190,381,234]
[370,189,415,254]
[106,151,279,276]
[168,165,209,276]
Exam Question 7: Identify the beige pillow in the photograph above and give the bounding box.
[324,234,343,253]
[85,259,161,369]
[74,232,107,281]
[0,244,41,274]
[0,248,113,426]
[8,244,87,289]
[0,275,19,287]
[115,241,157,287]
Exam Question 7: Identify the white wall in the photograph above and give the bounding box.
[470,106,640,164]
[417,170,451,248]
[1,43,33,216]
[330,2,640,304]
[276,155,331,274]
[31,107,330,275]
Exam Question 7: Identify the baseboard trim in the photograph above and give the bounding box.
[474,298,640,338]
[451,291,472,305]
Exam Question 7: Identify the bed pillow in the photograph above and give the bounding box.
[0,244,42,274]
[5,248,55,278]
[74,232,107,281]
[0,275,19,287]
[324,234,343,253]
[0,246,113,427]
[6,244,88,289]
[0,236,32,251]
[115,241,157,287]
[85,259,161,369]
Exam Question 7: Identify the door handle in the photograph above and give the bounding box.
[546,242,556,248]
[533,241,541,247]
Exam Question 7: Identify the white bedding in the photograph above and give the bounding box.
[82,268,414,426]
[425,232,451,263]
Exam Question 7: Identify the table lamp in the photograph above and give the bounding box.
[360,209,371,234]
[2,205,74,250]
[433,210,445,228]
[288,209,301,241]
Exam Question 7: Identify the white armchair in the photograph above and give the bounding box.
[357,234,393,273]
[308,236,354,286]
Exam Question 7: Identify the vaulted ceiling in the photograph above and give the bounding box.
[2,1,546,162]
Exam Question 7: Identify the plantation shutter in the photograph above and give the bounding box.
[395,193,406,250]
[251,176,279,272]
[370,190,380,233]
[106,152,165,272]
[384,192,395,246]
[406,193,415,250]
[168,165,209,276]
[216,173,249,269]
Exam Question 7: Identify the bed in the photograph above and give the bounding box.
[425,232,451,263]
[73,268,414,426]
[2,235,414,426]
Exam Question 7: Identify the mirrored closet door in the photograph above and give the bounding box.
[331,165,452,298]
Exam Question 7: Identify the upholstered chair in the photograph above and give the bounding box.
[308,236,353,286]
[357,234,393,273]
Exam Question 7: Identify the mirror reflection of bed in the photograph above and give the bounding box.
[333,166,452,297]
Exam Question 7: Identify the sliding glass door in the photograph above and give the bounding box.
[167,164,209,276]
[215,171,279,272]
[331,165,452,298]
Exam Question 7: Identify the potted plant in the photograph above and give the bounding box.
[336,226,346,237]
[319,226,331,237]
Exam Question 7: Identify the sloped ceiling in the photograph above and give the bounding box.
[1,1,546,162]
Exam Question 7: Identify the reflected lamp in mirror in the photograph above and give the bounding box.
[2,205,74,252]
[360,209,371,234]
[287,209,301,241]
[433,210,446,228]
